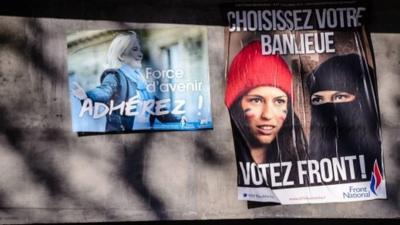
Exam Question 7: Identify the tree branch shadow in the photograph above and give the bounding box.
[119,134,169,220]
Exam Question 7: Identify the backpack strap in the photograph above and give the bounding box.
[100,69,132,132]
[100,68,129,103]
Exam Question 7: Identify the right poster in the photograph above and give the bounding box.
[223,1,387,204]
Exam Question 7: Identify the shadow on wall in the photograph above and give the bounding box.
[386,139,400,209]
[384,85,400,208]
[194,137,227,167]
[0,18,230,221]
[0,104,120,219]
[0,9,399,224]
[383,71,400,209]
[119,134,169,220]
[1,0,400,33]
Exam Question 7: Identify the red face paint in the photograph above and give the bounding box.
[244,108,255,119]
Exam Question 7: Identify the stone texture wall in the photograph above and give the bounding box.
[0,0,399,223]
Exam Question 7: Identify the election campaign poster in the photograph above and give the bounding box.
[68,27,212,133]
[223,1,386,204]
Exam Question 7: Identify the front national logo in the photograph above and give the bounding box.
[370,160,382,195]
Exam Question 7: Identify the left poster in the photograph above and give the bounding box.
[68,27,212,133]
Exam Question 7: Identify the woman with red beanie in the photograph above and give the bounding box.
[225,41,308,166]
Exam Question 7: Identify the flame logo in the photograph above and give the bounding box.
[370,160,382,195]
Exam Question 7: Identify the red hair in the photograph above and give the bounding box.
[225,41,293,108]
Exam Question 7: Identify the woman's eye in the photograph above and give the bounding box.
[332,92,355,103]
[311,97,320,102]
[311,96,322,104]
[334,95,346,100]
[275,98,286,105]
[249,97,263,104]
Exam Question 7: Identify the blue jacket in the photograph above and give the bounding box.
[86,65,180,132]
[87,67,142,132]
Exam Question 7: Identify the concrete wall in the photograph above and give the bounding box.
[0,0,399,223]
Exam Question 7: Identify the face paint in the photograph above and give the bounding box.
[279,109,288,121]
[244,108,255,119]
[240,86,288,145]
[278,116,286,122]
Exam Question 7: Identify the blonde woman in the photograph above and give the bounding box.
[72,31,152,131]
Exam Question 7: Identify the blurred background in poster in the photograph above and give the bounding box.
[68,27,211,132]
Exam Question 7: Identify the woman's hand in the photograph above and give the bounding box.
[72,82,88,100]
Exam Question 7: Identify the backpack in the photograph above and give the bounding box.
[100,69,134,132]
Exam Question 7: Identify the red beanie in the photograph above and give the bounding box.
[225,41,293,108]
